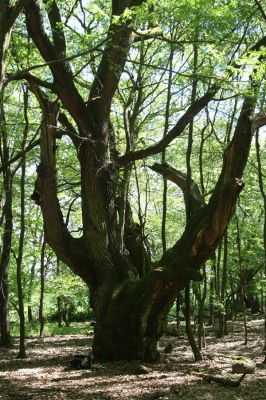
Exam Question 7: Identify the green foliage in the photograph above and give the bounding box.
[1,0,266,337]
[10,321,90,337]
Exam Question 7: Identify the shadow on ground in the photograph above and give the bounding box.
[0,320,265,400]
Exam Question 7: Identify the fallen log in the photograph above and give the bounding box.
[202,372,247,387]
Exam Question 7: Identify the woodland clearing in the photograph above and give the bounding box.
[0,319,265,400]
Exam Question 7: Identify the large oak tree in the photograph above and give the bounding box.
[4,0,266,360]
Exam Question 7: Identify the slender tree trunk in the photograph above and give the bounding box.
[118,165,132,253]
[27,258,36,323]
[185,283,202,361]
[242,288,248,345]
[235,214,248,344]
[56,259,64,327]
[218,231,228,338]
[0,184,12,346]
[27,306,33,323]
[39,240,45,337]
[15,87,29,358]
[62,299,70,327]
[215,242,222,330]
[255,129,266,362]
[215,242,222,310]
[175,291,181,336]
[161,45,174,254]
[27,232,38,323]
[0,98,12,346]
[198,264,207,349]
[57,296,64,327]
[209,274,214,326]
[184,41,202,361]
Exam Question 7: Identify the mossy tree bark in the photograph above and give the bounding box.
[12,1,266,360]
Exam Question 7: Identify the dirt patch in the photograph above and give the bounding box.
[0,320,265,399]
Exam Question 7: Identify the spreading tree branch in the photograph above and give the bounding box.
[88,0,147,126]
[28,83,96,285]
[44,0,66,56]
[25,0,91,133]
[150,162,205,215]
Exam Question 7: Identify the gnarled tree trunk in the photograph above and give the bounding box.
[19,0,266,361]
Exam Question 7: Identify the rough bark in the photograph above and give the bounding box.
[0,0,30,91]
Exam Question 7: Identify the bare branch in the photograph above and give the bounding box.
[0,139,39,174]
[117,84,219,166]
[6,42,105,79]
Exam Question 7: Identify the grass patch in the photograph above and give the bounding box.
[10,321,92,337]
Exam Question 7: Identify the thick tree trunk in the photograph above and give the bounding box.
[91,279,167,361]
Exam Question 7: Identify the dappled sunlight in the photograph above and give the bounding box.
[0,320,265,399]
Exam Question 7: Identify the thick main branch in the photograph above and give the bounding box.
[29,84,95,285]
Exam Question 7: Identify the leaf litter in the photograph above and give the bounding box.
[0,319,265,399]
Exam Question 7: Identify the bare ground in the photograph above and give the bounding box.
[0,319,265,400]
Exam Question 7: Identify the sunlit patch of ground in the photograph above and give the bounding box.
[0,320,265,399]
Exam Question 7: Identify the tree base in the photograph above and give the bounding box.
[93,323,161,362]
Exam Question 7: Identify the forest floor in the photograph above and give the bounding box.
[0,319,265,400]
